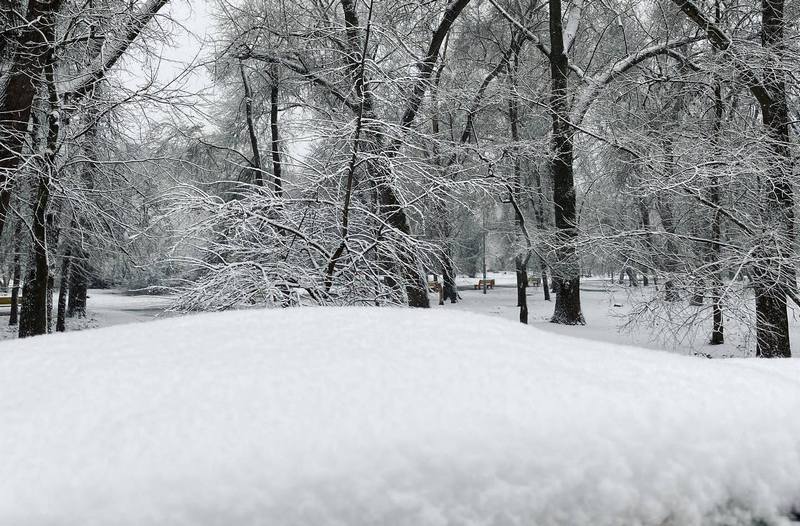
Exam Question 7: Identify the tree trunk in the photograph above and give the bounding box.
[516,257,528,323]
[508,51,528,323]
[67,247,88,318]
[238,59,263,187]
[548,0,583,324]
[56,245,71,332]
[0,0,63,238]
[625,267,638,287]
[9,218,23,326]
[541,266,551,301]
[753,0,791,357]
[340,0,437,308]
[669,0,791,356]
[24,54,59,337]
[709,61,724,344]
[269,64,283,196]
[18,263,36,337]
[441,250,458,304]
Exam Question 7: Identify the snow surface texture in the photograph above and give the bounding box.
[1,308,799,526]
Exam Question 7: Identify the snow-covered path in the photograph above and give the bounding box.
[86,289,174,327]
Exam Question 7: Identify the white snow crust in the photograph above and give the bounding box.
[1,308,799,525]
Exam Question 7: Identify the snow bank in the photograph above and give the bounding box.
[1,308,799,526]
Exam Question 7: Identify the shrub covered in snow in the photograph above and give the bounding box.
[1,308,799,525]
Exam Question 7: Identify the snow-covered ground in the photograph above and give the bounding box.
[0,289,173,340]
[1,308,799,525]
[0,280,795,357]
[438,276,800,358]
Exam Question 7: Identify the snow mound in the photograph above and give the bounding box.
[1,308,800,525]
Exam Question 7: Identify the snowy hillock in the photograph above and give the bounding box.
[1,308,799,525]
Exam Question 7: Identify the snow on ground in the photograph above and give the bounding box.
[437,278,800,357]
[0,280,794,357]
[1,307,800,525]
[0,289,173,340]
[86,289,173,326]
[453,271,519,287]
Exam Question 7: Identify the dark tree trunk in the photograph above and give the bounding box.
[669,0,791,356]
[625,267,639,287]
[0,0,62,238]
[18,264,36,337]
[516,258,528,324]
[508,50,528,324]
[67,248,88,318]
[429,60,458,307]
[541,267,551,301]
[442,255,457,304]
[27,175,51,336]
[9,218,23,326]
[548,0,583,324]
[531,167,551,302]
[708,0,724,345]
[25,55,59,337]
[68,274,88,318]
[46,274,54,333]
[340,0,461,308]
[238,59,263,187]
[753,0,791,357]
[56,246,71,332]
[269,64,283,196]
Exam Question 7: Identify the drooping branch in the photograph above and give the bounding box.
[570,36,704,125]
[668,0,772,108]
[241,50,360,112]
[59,0,170,98]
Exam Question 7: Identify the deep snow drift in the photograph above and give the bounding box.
[1,308,799,525]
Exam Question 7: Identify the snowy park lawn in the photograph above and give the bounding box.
[2,308,800,525]
[442,282,800,358]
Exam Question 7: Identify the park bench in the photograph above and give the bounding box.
[528,276,541,287]
[474,279,495,290]
[0,295,19,306]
